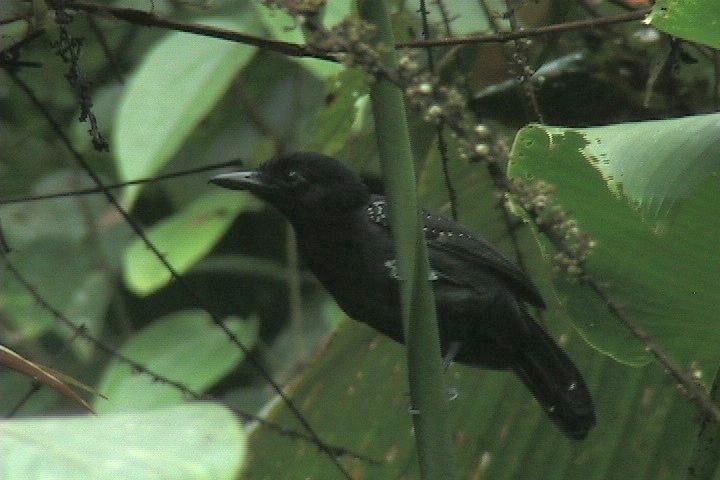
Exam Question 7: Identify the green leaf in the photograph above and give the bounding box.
[0,404,245,480]
[568,113,720,219]
[246,321,698,478]
[509,122,720,372]
[648,0,720,49]
[94,310,257,412]
[123,190,259,295]
[113,16,258,205]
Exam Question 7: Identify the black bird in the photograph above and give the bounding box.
[211,152,595,439]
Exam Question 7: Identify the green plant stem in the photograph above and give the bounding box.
[357,1,456,478]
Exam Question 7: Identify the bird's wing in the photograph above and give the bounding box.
[423,211,546,308]
[366,196,545,308]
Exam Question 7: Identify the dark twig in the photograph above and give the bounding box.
[585,278,720,422]
[418,0,458,219]
[397,9,649,47]
[64,0,339,62]
[433,0,455,35]
[0,160,243,205]
[53,6,110,151]
[6,381,43,418]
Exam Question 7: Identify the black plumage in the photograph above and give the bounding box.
[211,152,595,439]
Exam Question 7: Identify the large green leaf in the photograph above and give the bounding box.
[113,16,258,205]
[94,310,257,413]
[123,190,259,295]
[572,113,720,219]
[0,404,245,480]
[509,120,720,375]
[649,0,720,49]
[246,321,698,479]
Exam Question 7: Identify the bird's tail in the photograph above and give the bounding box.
[510,307,596,440]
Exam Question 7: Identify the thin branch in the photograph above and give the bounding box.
[397,9,649,47]
[0,160,243,205]
[432,0,455,35]
[418,0,458,219]
[585,278,720,422]
[54,8,109,151]
[64,0,339,62]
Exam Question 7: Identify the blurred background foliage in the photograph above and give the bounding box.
[1,0,719,479]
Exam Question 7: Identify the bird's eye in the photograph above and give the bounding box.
[284,170,304,186]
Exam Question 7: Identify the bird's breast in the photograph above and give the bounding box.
[295,222,405,342]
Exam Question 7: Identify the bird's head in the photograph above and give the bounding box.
[210,152,370,226]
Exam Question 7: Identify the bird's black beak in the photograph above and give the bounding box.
[210,170,265,191]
